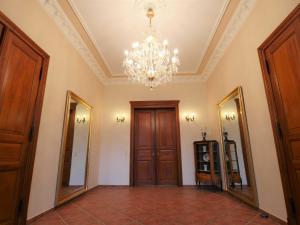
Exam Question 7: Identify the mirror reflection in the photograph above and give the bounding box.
[219,87,258,206]
[56,91,92,206]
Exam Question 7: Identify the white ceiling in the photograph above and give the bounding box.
[70,0,229,76]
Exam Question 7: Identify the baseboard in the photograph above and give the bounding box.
[258,209,287,225]
[26,185,100,224]
[99,185,197,187]
[98,185,130,187]
[26,208,54,225]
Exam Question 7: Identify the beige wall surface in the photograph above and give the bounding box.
[100,83,207,185]
[206,0,300,221]
[0,0,104,220]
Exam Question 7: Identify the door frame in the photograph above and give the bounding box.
[258,4,300,224]
[0,11,50,224]
[130,100,183,186]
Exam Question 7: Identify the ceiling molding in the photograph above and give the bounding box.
[194,0,231,73]
[64,0,114,76]
[201,0,257,80]
[39,0,256,85]
[38,0,107,82]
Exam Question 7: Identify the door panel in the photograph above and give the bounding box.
[270,29,300,132]
[155,110,178,185]
[134,110,155,185]
[0,33,41,134]
[157,161,178,184]
[0,170,18,224]
[290,140,300,159]
[159,150,177,161]
[135,161,154,183]
[156,110,176,149]
[0,30,42,225]
[0,143,22,162]
[135,112,153,148]
[264,16,300,224]
[135,149,152,161]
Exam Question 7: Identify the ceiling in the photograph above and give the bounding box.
[68,0,229,76]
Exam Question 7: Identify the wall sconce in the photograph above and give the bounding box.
[76,115,86,124]
[225,112,236,121]
[116,114,125,123]
[185,113,195,122]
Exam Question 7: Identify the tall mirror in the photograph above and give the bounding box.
[55,91,92,206]
[218,87,258,207]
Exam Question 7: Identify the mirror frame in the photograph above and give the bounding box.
[55,91,92,206]
[218,87,259,207]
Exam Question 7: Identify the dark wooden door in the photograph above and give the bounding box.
[0,30,43,225]
[133,109,179,185]
[62,103,77,186]
[155,109,178,185]
[259,6,300,224]
[134,110,155,185]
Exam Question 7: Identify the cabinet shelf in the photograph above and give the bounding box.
[198,170,211,173]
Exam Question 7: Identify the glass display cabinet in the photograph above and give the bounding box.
[193,140,222,190]
[224,136,242,189]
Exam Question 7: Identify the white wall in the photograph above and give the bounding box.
[99,82,207,185]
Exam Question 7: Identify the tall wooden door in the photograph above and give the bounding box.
[0,12,49,225]
[133,107,180,186]
[155,110,178,185]
[259,5,300,224]
[0,30,42,225]
[133,110,155,185]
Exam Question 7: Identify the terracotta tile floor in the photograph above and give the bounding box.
[30,187,281,225]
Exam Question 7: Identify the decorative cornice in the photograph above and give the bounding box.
[201,0,257,80]
[39,0,256,85]
[38,0,107,82]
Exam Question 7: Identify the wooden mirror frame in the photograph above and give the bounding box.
[55,91,92,206]
[218,87,259,207]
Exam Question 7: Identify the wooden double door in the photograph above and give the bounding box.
[259,5,300,225]
[132,103,182,186]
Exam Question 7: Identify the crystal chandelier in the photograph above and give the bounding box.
[123,8,180,89]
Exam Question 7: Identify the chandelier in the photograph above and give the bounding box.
[123,8,180,89]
